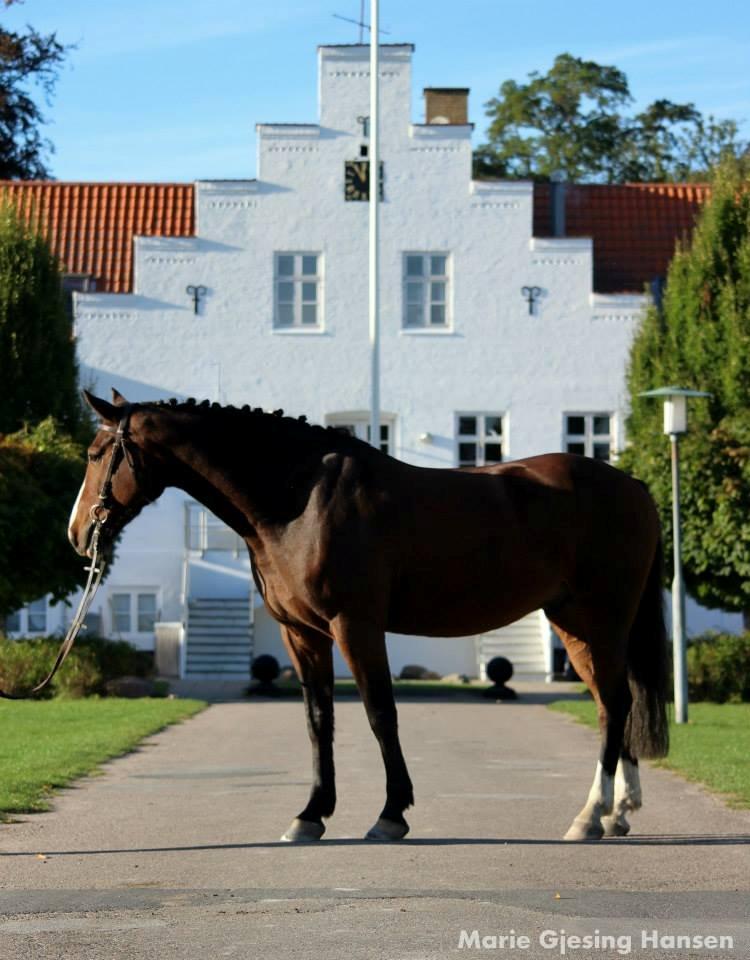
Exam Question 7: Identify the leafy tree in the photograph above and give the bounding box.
[620,100,743,183]
[0,419,88,618]
[0,200,84,437]
[620,160,750,628]
[0,202,91,623]
[474,53,747,183]
[0,0,67,179]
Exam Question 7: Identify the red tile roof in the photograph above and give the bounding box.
[0,181,194,293]
[534,182,711,293]
[0,180,709,295]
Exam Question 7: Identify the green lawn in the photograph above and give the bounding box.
[549,699,750,808]
[0,697,205,819]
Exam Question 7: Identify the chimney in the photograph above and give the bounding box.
[550,170,567,237]
[424,88,469,125]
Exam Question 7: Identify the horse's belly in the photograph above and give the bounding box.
[387,561,556,638]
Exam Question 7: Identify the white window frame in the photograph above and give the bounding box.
[326,413,395,456]
[273,252,323,331]
[108,589,160,640]
[402,252,451,330]
[563,412,614,462]
[455,413,505,466]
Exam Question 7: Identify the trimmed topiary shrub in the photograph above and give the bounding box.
[251,654,280,683]
[687,632,750,703]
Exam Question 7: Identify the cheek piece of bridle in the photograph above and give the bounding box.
[0,408,153,700]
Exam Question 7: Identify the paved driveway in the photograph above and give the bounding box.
[1,685,748,959]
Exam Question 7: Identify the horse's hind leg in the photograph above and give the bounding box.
[332,616,414,841]
[602,751,642,837]
[554,626,631,842]
[279,626,336,842]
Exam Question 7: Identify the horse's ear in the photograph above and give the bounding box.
[111,387,129,406]
[83,390,118,424]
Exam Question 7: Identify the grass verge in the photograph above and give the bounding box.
[549,699,750,808]
[0,697,206,819]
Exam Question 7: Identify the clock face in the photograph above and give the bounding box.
[344,160,384,201]
[345,160,369,201]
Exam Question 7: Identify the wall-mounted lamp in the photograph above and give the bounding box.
[186,284,207,315]
[356,115,370,138]
[418,432,433,444]
[521,286,542,315]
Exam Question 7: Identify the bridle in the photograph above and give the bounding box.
[0,406,148,699]
[92,407,155,526]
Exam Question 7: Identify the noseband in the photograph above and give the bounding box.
[0,407,147,699]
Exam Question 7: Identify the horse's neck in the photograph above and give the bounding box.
[161,413,326,537]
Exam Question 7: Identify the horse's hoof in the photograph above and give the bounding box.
[365,817,409,841]
[563,818,604,842]
[280,818,325,842]
[602,815,630,838]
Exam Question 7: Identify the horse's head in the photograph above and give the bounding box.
[68,389,165,558]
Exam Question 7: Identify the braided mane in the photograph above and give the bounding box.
[138,397,361,445]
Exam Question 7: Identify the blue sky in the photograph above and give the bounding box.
[6,0,750,181]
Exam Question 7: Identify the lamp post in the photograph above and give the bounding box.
[639,386,711,724]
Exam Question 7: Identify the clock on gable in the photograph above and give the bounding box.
[344,160,384,201]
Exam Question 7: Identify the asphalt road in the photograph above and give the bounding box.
[1,684,748,959]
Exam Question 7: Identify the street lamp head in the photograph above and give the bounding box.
[638,386,711,436]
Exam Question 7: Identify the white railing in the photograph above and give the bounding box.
[185,502,244,555]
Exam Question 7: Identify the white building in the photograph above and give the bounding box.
[4,43,742,676]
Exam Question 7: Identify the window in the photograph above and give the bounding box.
[110,591,158,636]
[137,594,157,633]
[27,597,47,633]
[564,413,613,461]
[4,598,47,634]
[403,253,450,328]
[112,594,131,634]
[274,253,322,329]
[456,414,504,466]
[326,414,394,455]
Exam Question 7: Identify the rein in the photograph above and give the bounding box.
[0,410,133,700]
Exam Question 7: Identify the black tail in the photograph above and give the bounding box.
[624,534,670,759]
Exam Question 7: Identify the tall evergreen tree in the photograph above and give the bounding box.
[0,202,90,621]
[0,200,83,436]
[621,160,750,627]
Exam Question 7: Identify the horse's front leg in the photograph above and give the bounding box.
[332,615,414,841]
[279,626,336,842]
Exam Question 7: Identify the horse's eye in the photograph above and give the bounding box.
[87,451,103,464]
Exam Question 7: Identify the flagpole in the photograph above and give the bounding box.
[368,0,380,450]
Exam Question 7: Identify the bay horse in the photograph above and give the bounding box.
[69,390,669,843]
